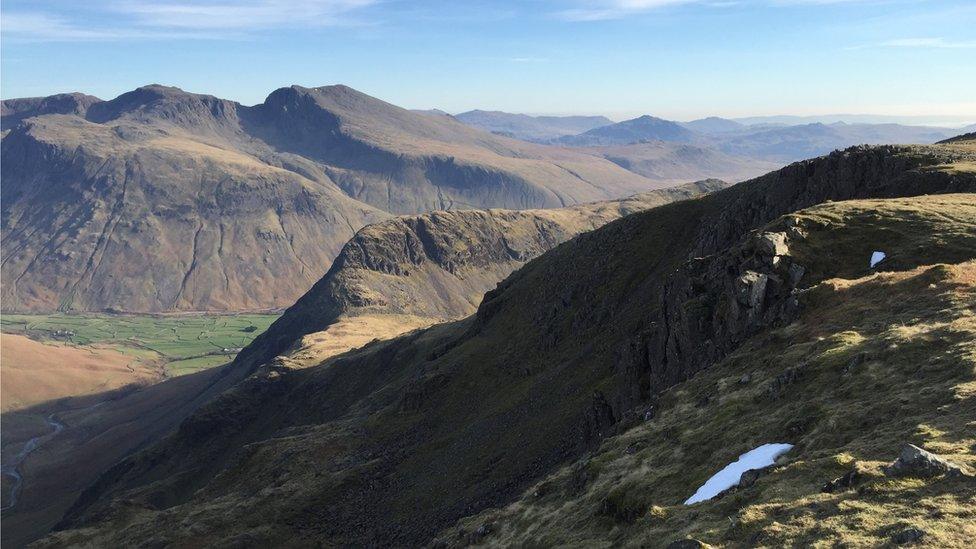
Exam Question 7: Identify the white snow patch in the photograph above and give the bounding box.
[684,443,793,505]
[870,251,886,268]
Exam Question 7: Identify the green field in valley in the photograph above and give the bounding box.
[0,313,279,376]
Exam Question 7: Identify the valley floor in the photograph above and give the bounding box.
[0,312,277,546]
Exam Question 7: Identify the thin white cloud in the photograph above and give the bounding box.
[0,12,196,41]
[116,0,377,30]
[557,0,698,21]
[879,37,976,48]
[556,0,887,21]
[845,37,976,50]
[1,1,378,42]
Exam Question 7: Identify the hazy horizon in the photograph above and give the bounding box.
[2,1,974,122]
[2,81,974,128]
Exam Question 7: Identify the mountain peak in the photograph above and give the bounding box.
[84,84,239,127]
[0,92,102,129]
[557,113,699,146]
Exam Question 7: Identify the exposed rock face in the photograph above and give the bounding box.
[611,144,976,413]
[0,114,389,312]
[884,444,970,478]
[232,180,727,371]
[1,84,665,313]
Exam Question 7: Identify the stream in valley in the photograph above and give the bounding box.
[1,414,65,512]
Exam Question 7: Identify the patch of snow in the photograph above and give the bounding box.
[684,443,793,505]
[870,251,886,268]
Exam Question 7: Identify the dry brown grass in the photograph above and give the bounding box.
[277,314,440,368]
[0,334,162,413]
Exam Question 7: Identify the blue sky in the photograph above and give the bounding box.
[2,0,974,121]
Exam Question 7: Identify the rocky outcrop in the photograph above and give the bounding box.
[231,180,727,373]
[634,229,805,400]
[884,444,970,478]
[611,144,976,413]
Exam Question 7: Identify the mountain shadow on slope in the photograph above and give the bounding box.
[41,142,976,547]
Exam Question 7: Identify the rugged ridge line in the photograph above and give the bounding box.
[1,84,666,313]
[41,144,976,547]
[231,180,728,373]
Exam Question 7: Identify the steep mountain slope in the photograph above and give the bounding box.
[39,143,976,547]
[454,110,613,141]
[233,180,728,369]
[581,142,778,183]
[0,111,389,313]
[557,115,700,146]
[1,84,663,313]
[242,85,657,213]
[940,131,976,144]
[438,254,976,548]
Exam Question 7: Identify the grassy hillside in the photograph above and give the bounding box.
[34,144,975,547]
[582,141,778,184]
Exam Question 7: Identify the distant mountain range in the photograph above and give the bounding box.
[731,114,976,127]
[453,110,973,163]
[454,110,612,141]
[680,116,745,134]
[555,115,699,146]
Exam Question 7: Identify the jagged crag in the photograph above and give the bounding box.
[234,179,727,369]
[39,142,976,547]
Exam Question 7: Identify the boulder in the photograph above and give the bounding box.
[884,444,969,478]
[756,232,789,257]
[735,271,768,309]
